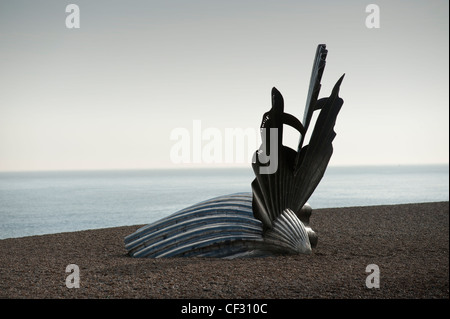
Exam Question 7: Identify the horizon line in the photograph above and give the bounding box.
[0,162,448,174]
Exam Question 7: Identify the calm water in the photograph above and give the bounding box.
[0,165,448,239]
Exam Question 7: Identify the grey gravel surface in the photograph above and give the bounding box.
[0,202,448,299]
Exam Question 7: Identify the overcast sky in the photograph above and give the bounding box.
[0,0,448,171]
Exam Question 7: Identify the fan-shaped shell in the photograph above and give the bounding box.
[264,208,312,254]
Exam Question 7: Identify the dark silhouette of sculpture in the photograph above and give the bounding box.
[124,44,344,258]
[251,44,344,251]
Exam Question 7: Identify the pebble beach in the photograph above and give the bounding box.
[0,201,448,299]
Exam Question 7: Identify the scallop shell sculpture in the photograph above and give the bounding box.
[124,44,344,258]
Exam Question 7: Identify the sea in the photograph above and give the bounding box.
[0,165,448,240]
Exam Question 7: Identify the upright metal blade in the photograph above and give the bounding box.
[294,44,327,170]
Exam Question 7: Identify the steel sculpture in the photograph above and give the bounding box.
[124,44,344,258]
